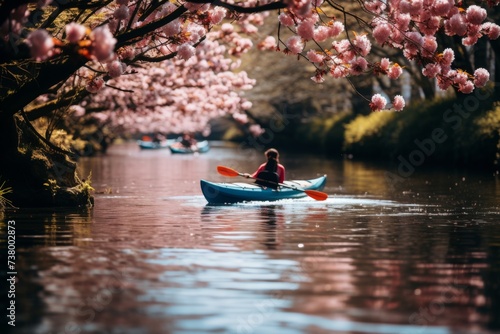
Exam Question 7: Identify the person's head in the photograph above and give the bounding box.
[265,148,279,162]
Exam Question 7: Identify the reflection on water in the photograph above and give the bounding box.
[1,142,500,334]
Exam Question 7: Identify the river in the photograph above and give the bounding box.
[2,141,500,334]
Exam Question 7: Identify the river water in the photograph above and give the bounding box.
[2,142,500,334]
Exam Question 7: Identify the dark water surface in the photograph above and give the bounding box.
[2,142,500,334]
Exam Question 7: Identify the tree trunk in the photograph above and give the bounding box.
[0,112,93,208]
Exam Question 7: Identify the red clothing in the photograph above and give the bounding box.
[252,163,285,183]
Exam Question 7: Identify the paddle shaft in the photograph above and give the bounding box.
[240,172,305,192]
[216,165,327,200]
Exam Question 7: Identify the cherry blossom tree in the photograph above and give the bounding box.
[78,35,256,136]
[1,0,500,206]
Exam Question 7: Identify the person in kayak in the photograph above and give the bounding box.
[245,148,285,189]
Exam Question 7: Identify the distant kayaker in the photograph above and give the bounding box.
[180,133,197,148]
[245,148,285,189]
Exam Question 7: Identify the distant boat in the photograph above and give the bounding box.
[169,140,210,154]
[137,138,176,150]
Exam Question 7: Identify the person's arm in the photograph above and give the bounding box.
[251,164,265,178]
[278,165,285,183]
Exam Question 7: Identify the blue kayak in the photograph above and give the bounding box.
[169,140,210,154]
[200,175,327,204]
[137,139,176,150]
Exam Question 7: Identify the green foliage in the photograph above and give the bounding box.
[293,111,354,153]
[288,89,499,168]
[475,103,500,137]
[341,93,498,166]
[43,179,60,196]
[474,103,500,164]
[76,172,95,197]
[343,110,398,158]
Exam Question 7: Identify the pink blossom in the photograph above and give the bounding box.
[279,13,294,27]
[403,31,423,58]
[437,77,452,90]
[86,77,104,93]
[313,26,329,42]
[328,21,344,37]
[221,23,234,34]
[370,94,387,111]
[184,2,205,12]
[297,20,315,40]
[482,22,500,39]
[249,124,264,137]
[27,29,54,60]
[233,113,248,124]
[399,0,412,14]
[400,0,422,15]
[177,43,195,60]
[164,20,181,36]
[286,0,313,17]
[306,49,324,63]
[121,46,135,59]
[422,63,441,78]
[286,36,304,54]
[380,58,390,71]
[445,14,467,36]
[107,60,125,78]
[422,35,437,58]
[90,25,116,62]
[258,36,277,51]
[241,101,252,109]
[441,48,455,66]
[431,0,454,16]
[395,13,411,31]
[373,23,391,45]
[364,0,386,14]
[466,5,487,25]
[311,72,325,83]
[453,71,468,86]
[114,5,129,20]
[65,22,86,43]
[159,45,170,55]
[473,68,489,87]
[463,35,479,46]
[458,81,474,94]
[388,64,403,79]
[210,8,226,25]
[418,16,441,35]
[187,23,205,43]
[350,57,368,75]
[70,105,85,117]
[329,65,348,78]
[108,19,119,32]
[468,23,481,37]
[157,3,176,17]
[332,39,350,54]
[408,0,423,15]
[392,95,405,111]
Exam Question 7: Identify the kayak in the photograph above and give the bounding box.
[137,139,175,150]
[169,140,210,154]
[200,175,327,204]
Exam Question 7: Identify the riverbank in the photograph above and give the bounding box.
[264,88,500,172]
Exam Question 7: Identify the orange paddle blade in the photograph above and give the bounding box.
[217,165,241,177]
[304,190,328,201]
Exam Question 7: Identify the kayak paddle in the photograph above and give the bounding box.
[216,165,328,201]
